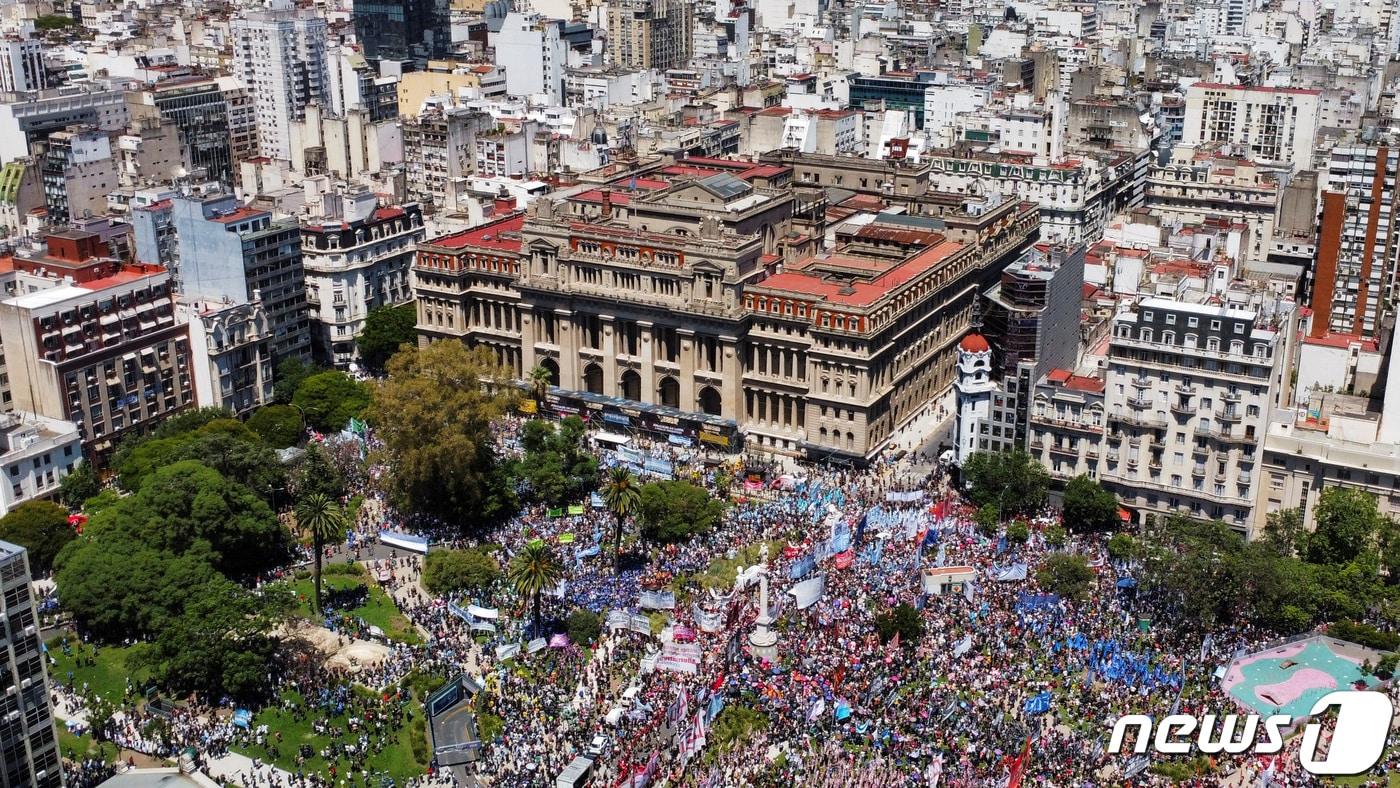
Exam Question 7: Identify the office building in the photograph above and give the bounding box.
[170,193,311,366]
[352,0,443,61]
[231,2,330,162]
[0,539,62,788]
[130,77,238,186]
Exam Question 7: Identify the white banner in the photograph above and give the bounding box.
[789,574,826,610]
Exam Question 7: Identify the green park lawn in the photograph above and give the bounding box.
[232,689,429,784]
[45,637,151,705]
[287,571,421,644]
[56,725,121,763]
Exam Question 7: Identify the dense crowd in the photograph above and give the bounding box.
[53,416,1398,788]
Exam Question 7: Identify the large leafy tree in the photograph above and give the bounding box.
[138,577,291,700]
[85,460,289,579]
[960,450,1050,517]
[55,540,221,639]
[357,304,418,373]
[637,480,723,544]
[422,548,501,595]
[295,493,347,613]
[0,500,75,574]
[517,417,598,506]
[507,541,564,638]
[58,461,100,509]
[1306,488,1386,566]
[273,358,320,405]
[1036,553,1094,601]
[601,467,641,573]
[247,404,304,448]
[293,371,370,433]
[291,443,347,501]
[367,342,519,529]
[111,417,284,500]
[1061,474,1119,532]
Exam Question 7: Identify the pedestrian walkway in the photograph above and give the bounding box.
[205,751,299,787]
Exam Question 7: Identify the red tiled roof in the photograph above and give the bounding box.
[758,239,963,307]
[209,206,264,224]
[426,213,527,252]
[1303,331,1379,352]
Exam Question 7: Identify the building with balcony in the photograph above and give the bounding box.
[1028,295,1298,530]
[179,299,274,417]
[301,186,423,366]
[170,193,311,366]
[1145,145,1282,263]
[0,540,62,787]
[0,412,81,517]
[0,231,196,460]
[1182,83,1320,168]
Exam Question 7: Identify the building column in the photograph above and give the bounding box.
[601,314,618,396]
[638,320,656,405]
[678,329,696,412]
[559,311,579,389]
[520,311,537,372]
[720,335,742,420]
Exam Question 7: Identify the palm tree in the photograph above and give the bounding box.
[601,466,641,574]
[527,364,553,413]
[507,541,565,638]
[295,492,347,613]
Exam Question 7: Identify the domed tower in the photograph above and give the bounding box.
[953,330,996,466]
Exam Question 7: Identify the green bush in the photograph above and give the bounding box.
[1329,620,1400,651]
[873,603,923,646]
[1006,521,1029,545]
[566,609,601,646]
[422,549,500,594]
[247,405,303,448]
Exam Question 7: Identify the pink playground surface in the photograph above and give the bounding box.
[1221,637,1371,717]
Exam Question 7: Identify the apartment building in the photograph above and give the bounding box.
[301,186,423,366]
[0,84,130,165]
[1027,296,1298,530]
[231,2,330,162]
[1309,140,1399,343]
[39,127,118,225]
[607,0,695,71]
[0,412,81,517]
[1145,145,1281,263]
[179,299,274,417]
[170,193,311,366]
[129,77,239,186]
[0,540,61,788]
[1182,83,1320,168]
[0,232,196,459]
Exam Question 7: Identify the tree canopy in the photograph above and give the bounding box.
[1061,475,1119,532]
[961,450,1049,516]
[1036,553,1094,601]
[58,461,100,509]
[0,500,75,574]
[515,416,598,506]
[367,341,519,529]
[357,304,418,373]
[247,404,304,448]
[273,358,320,405]
[422,548,501,595]
[111,416,284,499]
[293,371,370,433]
[638,480,723,543]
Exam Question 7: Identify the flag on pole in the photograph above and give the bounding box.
[1006,736,1032,788]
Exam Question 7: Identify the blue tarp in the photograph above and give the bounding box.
[1024,692,1052,715]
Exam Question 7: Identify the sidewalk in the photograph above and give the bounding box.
[205,751,300,787]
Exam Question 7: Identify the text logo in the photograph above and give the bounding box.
[1108,691,1393,775]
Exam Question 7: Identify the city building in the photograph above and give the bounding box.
[0,412,82,517]
[403,108,494,211]
[0,539,62,788]
[0,35,48,94]
[0,231,196,459]
[352,0,443,61]
[1309,139,1399,343]
[170,193,311,365]
[129,77,239,186]
[231,2,330,162]
[415,155,1040,460]
[1027,295,1299,530]
[1182,82,1320,168]
[607,0,695,71]
[0,84,129,165]
[1145,145,1282,263]
[494,13,568,105]
[179,299,274,416]
[39,126,118,226]
[300,186,423,366]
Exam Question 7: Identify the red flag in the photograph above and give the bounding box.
[831,663,846,690]
[1007,736,1032,788]
[887,630,900,652]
